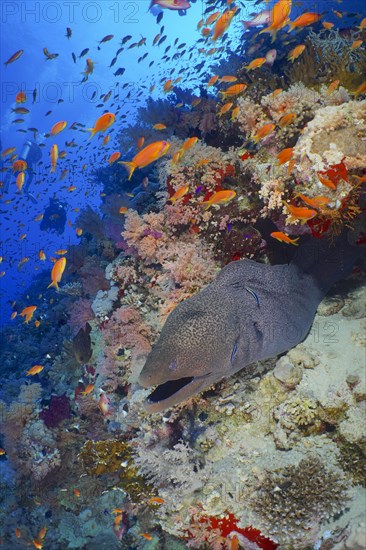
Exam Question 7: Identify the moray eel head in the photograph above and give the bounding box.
[138,290,239,412]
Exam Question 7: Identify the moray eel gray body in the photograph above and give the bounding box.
[138,232,362,413]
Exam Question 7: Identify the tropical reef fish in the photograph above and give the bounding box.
[212,7,238,43]
[4,49,24,67]
[64,323,93,365]
[50,144,58,173]
[48,257,66,290]
[138,231,362,412]
[50,121,67,135]
[170,185,190,204]
[119,141,170,180]
[20,305,37,324]
[288,12,321,31]
[26,365,44,376]
[87,113,115,139]
[202,190,236,209]
[259,0,292,41]
[270,231,299,245]
[150,0,190,11]
[241,10,271,31]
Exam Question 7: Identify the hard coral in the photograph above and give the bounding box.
[249,457,350,545]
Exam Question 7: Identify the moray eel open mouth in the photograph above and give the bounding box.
[147,376,194,403]
[144,372,212,412]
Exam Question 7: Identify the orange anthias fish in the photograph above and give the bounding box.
[181,137,199,151]
[2,146,16,157]
[271,231,300,245]
[287,44,305,62]
[244,57,267,70]
[212,7,238,43]
[357,17,366,31]
[119,141,170,180]
[20,305,37,324]
[207,75,219,87]
[206,11,221,25]
[16,91,27,103]
[163,79,174,93]
[87,113,115,139]
[351,39,363,51]
[317,173,336,190]
[288,12,321,31]
[38,527,47,541]
[276,147,294,164]
[50,144,58,173]
[202,189,236,209]
[219,83,247,96]
[82,383,94,396]
[260,0,292,41]
[48,257,66,290]
[326,80,340,95]
[278,113,297,127]
[231,106,240,121]
[137,136,145,149]
[153,123,167,130]
[13,159,27,172]
[219,75,238,83]
[252,123,275,142]
[297,194,331,209]
[172,150,183,164]
[170,185,190,204]
[82,58,94,77]
[284,202,317,223]
[26,365,44,376]
[50,121,67,135]
[16,172,25,192]
[218,102,234,116]
[139,533,153,541]
[351,81,366,97]
[148,497,165,505]
[109,152,121,165]
[318,159,348,189]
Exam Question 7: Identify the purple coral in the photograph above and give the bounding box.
[68,298,95,334]
[39,394,72,429]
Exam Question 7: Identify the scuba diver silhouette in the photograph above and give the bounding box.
[40,195,67,234]
[2,139,42,203]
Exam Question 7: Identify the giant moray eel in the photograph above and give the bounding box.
[138,231,363,412]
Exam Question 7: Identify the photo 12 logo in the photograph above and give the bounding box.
[1,2,140,24]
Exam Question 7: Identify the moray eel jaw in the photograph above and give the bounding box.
[138,289,239,413]
[139,371,215,413]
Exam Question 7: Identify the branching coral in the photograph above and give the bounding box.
[286,29,366,89]
[134,441,207,496]
[249,456,350,545]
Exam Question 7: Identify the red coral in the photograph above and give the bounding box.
[187,511,278,550]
